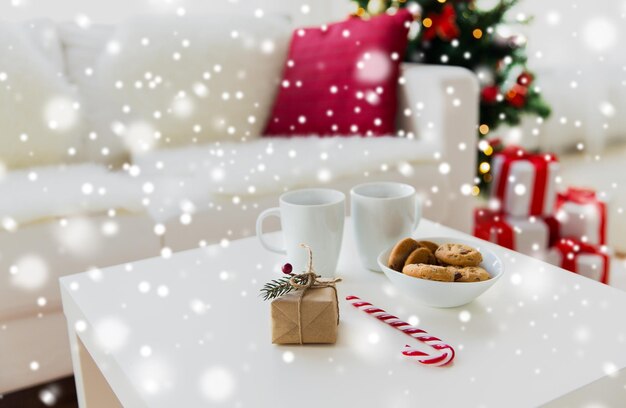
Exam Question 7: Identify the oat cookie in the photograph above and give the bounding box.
[404,247,437,267]
[435,243,483,267]
[388,238,420,272]
[402,263,455,282]
[451,266,490,282]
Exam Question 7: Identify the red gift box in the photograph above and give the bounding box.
[546,238,610,284]
[490,146,559,217]
[474,208,559,256]
[556,187,608,246]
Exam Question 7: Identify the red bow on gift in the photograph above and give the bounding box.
[422,4,460,42]
[474,208,560,250]
[560,187,596,203]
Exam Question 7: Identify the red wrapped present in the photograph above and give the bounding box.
[490,146,559,217]
[556,187,608,246]
[474,208,559,256]
[546,238,610,284]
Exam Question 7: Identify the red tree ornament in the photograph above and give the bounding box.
[481,85,499,104]
[517,72,534,86]
[506,84,528,108]
[422,4,460,42]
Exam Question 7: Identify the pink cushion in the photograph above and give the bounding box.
[263,10,412,137]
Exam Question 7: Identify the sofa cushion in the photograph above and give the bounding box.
[264,10,412,137]
[132,136,438,221]
[0,20,84,170]
[0,164,143,229]
[72,14,291,165]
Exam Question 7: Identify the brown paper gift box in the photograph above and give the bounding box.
[271,286,339,344]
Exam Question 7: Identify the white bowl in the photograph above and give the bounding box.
[377,237,504,308]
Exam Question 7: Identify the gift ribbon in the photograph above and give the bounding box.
[290,244,341,344]
[553,239,609,284]
[495,146,557,216]
[557,187,607,245]
[543,216,561,247]
[474,210,515,249]
[475,219,515,249]
[474,209,560,250]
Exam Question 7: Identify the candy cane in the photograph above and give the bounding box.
[346,295,455,367]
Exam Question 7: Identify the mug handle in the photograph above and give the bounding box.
[413,198,422,231]
[256,207,287,254]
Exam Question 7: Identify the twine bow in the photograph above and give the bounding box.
[291,243,341,344]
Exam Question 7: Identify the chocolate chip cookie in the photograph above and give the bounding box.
[435,243,483,267]
[402,263,456,282]
[451,266,490,282]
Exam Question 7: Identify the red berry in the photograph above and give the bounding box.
[481,85,499,104]
[282,263,293,274]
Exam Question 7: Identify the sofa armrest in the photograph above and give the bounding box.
[397,63,479,233]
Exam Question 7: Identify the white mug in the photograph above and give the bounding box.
[256,188,345,276]
[351,182,421,271]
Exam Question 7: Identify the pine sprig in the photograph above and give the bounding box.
[260,274,310,301]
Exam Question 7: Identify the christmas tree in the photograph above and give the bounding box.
[352,0,551,194]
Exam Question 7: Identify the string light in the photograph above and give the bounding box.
[479,140,494,156]
[479,162,491,173]
[423,18,433,28]
[473,29,483,39]
[479,124,489,135]
[471,186,480,196]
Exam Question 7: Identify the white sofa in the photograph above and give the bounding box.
[0,16,478,393]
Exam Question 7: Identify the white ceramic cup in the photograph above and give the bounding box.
[256,188,345,276]
[351,182,421,271]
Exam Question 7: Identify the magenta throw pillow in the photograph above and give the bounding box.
[263,10,412,137]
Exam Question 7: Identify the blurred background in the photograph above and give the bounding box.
[3,0,626,154]
[1,0,625,406]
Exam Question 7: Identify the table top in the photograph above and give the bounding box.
[60,219,626,408]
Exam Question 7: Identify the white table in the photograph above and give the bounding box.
[61,219,626,407]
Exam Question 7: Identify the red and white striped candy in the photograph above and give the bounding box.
[346,295,455,367]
